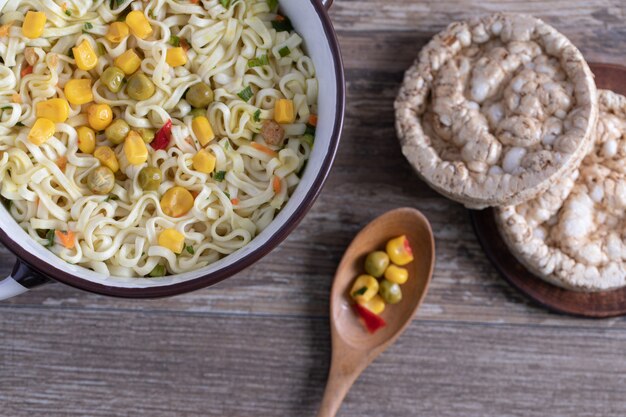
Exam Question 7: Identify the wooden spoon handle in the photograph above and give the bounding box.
[317,361,361,417]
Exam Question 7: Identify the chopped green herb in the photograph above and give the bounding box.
[352,287,368,297]
[248,54,269,68]
[148,264,166,277]
[253,109,261,122]
[148,10,156,19]
[169,35,180,47]
[45,229,55,247]
[237,86,253,102]
[214,171,226,182]
[185,245,195,255]
[272,16,293,32]
[278,46,290,57]
[224,191,230,199]
[96,42,106,56]
[16,121,24,127]
[84,22,93,30]
[220,0,231,8]
[1,106,11,110]
[223,141,230,150]
[302,133,314,147]
[65,9,71,16]
[267,0,279,10]
[304,124,316,136]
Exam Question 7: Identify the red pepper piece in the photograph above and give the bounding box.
[151,119,172,150]
[403,236,413,257]
[353,303,386,333]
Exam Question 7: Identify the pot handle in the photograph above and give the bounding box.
[321,0,333,10]
[0,259,52,301]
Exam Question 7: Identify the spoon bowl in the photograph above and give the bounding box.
[318,207,435,417]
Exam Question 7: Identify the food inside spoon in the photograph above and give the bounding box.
[349,235,415,333]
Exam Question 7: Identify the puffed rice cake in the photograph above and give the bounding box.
[497,90,626,292]
[395,13,597,208]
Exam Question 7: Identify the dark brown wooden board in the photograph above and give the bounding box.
[470,63,626,318]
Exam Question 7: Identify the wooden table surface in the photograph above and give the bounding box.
[3,1,626,416]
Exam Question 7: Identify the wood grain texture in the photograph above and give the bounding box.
[2,1,626,416]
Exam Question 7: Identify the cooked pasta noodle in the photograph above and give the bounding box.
[0,0,317,277]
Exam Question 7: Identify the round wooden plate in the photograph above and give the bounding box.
[469,63,626,318]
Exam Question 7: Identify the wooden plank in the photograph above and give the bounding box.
[3,308,626,417]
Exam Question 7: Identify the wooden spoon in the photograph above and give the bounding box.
[317,207,435,417]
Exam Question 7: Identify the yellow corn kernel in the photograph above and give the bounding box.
[76,126,96,154]
[125,11,152,39]
[64,78,93,105]
[191,116,215,146]
[358,294,386,315]
[114,49,141,75]
[166,47,187,67]
[22,11,46,39]
[36,98,70,123]
[105,22,129,43]
[87,103,113,131]
[192,149,216,174]
[350,274,379,303]
[28,118,55,145]
[158,228,185,254]
[94,146,119,172]
[72,39,98,71]
[160,186,194,218]
[384,264,409,285]
[274,98,295,124]
[123,130,148,165]
[386,235,414,266]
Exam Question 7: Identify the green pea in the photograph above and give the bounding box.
[100,66,125,93]
[138,166,162,191]
[189,108,206,119]
[88,166,115,195]
[379,279,402,304]
[364,251,390,278]
[105,119,130,145]
[127,72,155,101]
[185,82,213,108]
[137,128,155,144]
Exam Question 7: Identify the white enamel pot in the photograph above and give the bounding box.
[0,0,344,299]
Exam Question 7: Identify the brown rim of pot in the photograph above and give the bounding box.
[0,0,346,298]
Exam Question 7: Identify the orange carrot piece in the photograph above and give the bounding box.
[21,65,33,78]
[231,198,239,205]
[308,114,318,126]
[276,15,285,21]
[55,230,75,249]
[272,176,281,194]
[251,142,278,157]
[180,38,190,51]
[0,22,13,37]
[191,190,199,199]
[56,156,67,172]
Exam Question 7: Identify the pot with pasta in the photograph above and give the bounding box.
[0,0,344,299]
